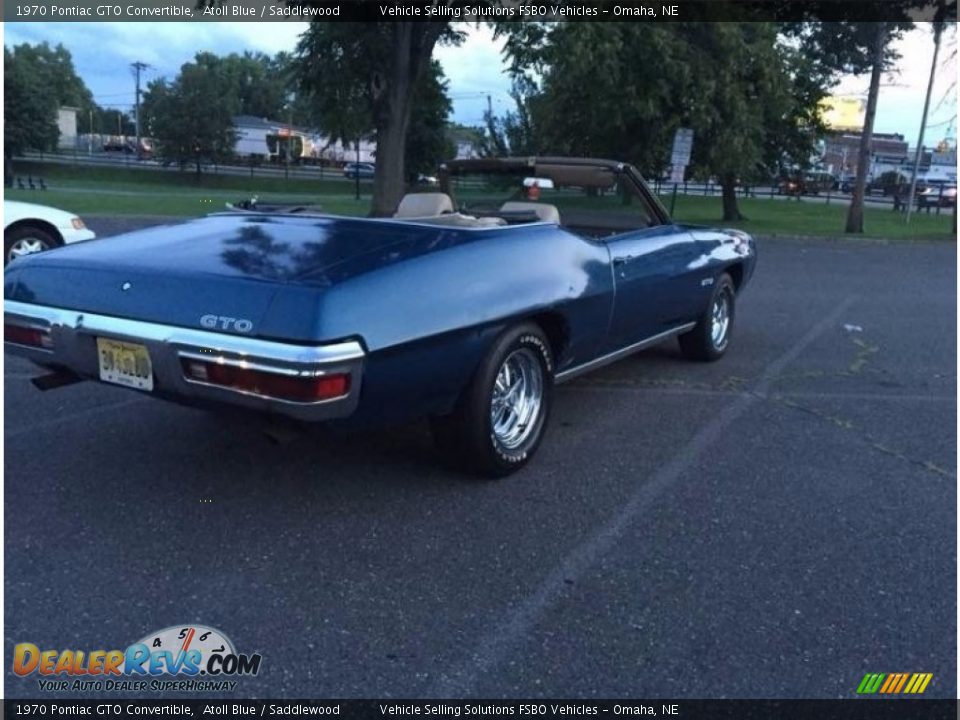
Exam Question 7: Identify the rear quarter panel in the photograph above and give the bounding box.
[307,224,614,424]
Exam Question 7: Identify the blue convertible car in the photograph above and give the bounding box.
[4,157,756,476]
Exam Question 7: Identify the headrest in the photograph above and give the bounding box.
[500,201,561,224]
[394,192,454,218]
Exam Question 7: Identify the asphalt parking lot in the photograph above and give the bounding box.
[5,218,956,699]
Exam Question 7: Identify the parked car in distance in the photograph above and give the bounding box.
[3,200,96,266]
[4,156,756,477]
[917,184,957,208]
[343,162,375,179]
[867,171,909,197]
[779,172,834,196]
[103,140,136,154]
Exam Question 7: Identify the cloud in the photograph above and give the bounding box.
[4,21,956,138]
[435,25,513,125]
[831,24,957,140]
[4,21,308,110]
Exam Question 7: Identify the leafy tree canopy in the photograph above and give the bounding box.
[141,55,238,174]
[404,60,455,182]
[492,22,830,220]
[4,46,61,183]
[295,21,463,215]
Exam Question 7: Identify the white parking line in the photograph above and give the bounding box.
[428,296,859,698]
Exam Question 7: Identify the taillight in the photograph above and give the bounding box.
[182,359,349,403]
[4,323,52,349]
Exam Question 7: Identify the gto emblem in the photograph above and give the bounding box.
[200,314,253,333]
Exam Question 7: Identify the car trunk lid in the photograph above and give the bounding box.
[3,214,462,341]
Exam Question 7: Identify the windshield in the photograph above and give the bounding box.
[443,163,665,238]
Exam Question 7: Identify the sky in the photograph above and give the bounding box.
[3,21,957,146]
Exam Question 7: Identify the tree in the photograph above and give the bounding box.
[404,61,455,182]
[141,56,238,175]
[4,47,60,185]
[502,24,683,170]
[498,23,826,221]
[688,24,834,221]
[296,22,463,215]
[6,42,98,133]
[784,16,919,234]
[92,108,135,137]
[479,78,544,157]
[198,51,299,121]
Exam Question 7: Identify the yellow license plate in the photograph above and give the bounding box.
[96,338,153,391]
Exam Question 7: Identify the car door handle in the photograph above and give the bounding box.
[613,255,636,266]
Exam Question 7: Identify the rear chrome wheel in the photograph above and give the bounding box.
[490,347,544,451]
[431,323,553,478]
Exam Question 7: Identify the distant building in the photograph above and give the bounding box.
[821,132,909,180]
[232,115,375,164]
[447,125,484,160]
[57,106,79,150]
[822,130,957,184]
[906,146,957,184]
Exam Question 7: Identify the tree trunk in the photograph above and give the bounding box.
[846,24,887,234]
[721,173,743,221]
[370,24,416,217]
[369,23,445,217]
[371,105,413,216]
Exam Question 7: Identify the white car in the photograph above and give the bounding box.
[3,200,96,266]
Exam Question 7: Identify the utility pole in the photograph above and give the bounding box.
[905,19,945,224]
[131,61,149,157]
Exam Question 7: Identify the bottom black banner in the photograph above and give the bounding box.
[3,699,957,720]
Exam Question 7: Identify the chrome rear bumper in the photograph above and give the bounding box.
[4,300,365,422]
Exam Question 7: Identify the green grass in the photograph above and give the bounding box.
[662,194,955,241]
[8,162,954,240]
[13,160,368,196]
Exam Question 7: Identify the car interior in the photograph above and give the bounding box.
[391,192,559,229]
[227,160,666,239]
[432,160,668,238]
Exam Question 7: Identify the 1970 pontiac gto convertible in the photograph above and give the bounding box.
[4,157,756,476]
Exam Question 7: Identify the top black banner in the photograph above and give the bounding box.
[3,0,957,22]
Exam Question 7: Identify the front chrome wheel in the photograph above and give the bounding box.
[710,291,731,350]
[490,347,544,450]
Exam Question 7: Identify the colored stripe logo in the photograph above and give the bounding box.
[857,672,933,694]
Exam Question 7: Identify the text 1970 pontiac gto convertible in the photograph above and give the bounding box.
[4,157,756,476]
